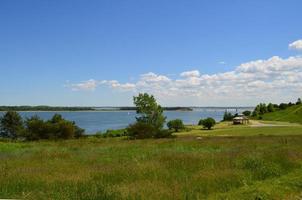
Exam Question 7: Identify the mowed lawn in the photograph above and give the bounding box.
[1,124,302,199]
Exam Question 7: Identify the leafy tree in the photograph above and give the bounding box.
[23,115,47,140]
[267,103,275,112]
[296,98,302,105]
[279,103,288,110]
[200,118,216,130]
[133,93,166,130]
[242,110,251,117]
[167,119,184,132]
[198,119,204,126]
[223,111,234,121]
[0,111,24,139]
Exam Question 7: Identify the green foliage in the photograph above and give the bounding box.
[127,93,168,139]
[267,103,275,112]
[0,111,24,139]
[133,93,166,130]
[242,110,251,117]
[223,111,234,121]
[23,114,84,140]
[101,129,126,138]
[199,117,216,130]
[167,119,184,132]
[296,98,302,105]
[126,122,157,139]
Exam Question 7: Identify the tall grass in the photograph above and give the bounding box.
[0,133,302,199]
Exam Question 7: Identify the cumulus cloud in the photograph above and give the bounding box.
[289,39,302,50]
[66,55,302,105]
[180,70,200,77]
[66,79,100,91]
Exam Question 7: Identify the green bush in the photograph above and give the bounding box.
[23,114,84,140]
[0,111,24,139]
[242,110,251,117]
[223,111,234,121]
[167,119,184,132]
[199,118,216,130]
[102,129,126,138]
[126,122,157,139]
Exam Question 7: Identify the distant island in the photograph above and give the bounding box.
[0,106,193,112]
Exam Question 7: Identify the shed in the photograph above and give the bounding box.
[233,114,249,125]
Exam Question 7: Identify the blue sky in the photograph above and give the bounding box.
[1,0,302,106]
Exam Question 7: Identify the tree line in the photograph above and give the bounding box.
[0,93,217,141]
[0,112,84,140]
[252,98,301,118]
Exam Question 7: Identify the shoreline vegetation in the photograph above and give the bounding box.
[0,106,254,112]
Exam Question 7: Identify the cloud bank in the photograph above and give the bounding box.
[66,41,302,106]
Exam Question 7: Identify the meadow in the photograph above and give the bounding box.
[1,122,302,199]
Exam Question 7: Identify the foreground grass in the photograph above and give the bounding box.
[1,125,302,199]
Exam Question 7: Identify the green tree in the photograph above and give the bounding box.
[133,93,166,130]
[242,110,251,117]
[267,103,275,112]
[0,111,24,139]
[296,98,302,105]
[200,118,216,130]
[167,119,184,132]
[223,111,234,121]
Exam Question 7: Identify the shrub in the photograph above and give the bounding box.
[23,114,85,140]
[242,110,251,117]
[0,111,24,139]
[102,129,126,138]
[126,122,157,139]
[200,118,216,130]
[296,98,302,105]
[223,111,234,121]
[167,119,184,132]
[154,129,174,138]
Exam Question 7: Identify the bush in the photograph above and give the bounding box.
[199,118,216,130]
[126,122,157,139]
[242,110,251,117]
[23,114,85,140]
[167,119,184,132]
[102,129,126,138]
[154,129,174,138]
[0,111,24,139]
[223,111,234,121]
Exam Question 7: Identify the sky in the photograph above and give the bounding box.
[0,0,302,107]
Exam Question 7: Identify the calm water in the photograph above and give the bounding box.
[0,108,252,134]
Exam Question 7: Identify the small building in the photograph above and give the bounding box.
[233,114,249,125]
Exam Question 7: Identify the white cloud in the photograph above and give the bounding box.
[289,39,302,50]
[66,79,99,91]
[66,55,302,105]
[180,70,200,77]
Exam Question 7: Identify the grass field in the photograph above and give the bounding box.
[1,123,302,199]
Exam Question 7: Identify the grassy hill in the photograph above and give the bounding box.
[260,104,302,124]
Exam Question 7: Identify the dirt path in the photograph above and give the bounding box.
[248,120,293,127]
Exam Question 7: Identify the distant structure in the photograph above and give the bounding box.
[233,114,249,125]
